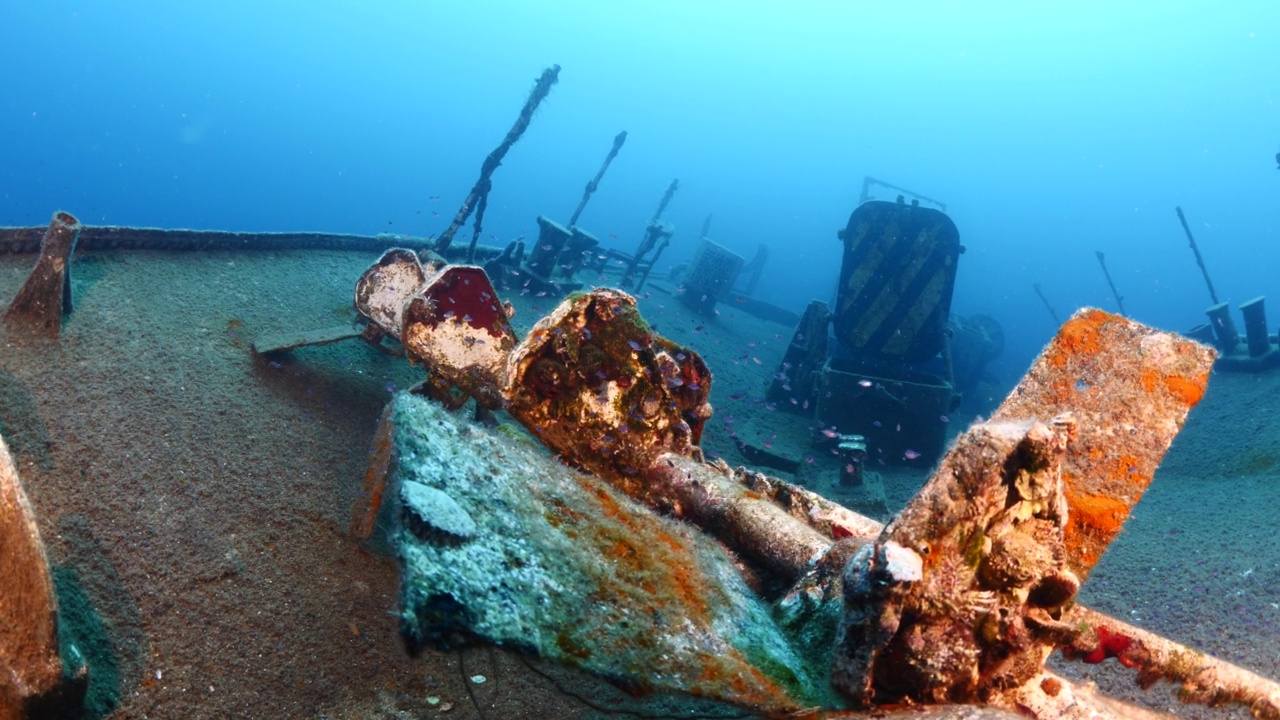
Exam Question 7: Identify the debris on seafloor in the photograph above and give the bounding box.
[3,211,81,336]
[0,435,85,719]
[346,256,1279,717]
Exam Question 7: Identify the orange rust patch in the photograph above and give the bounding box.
[1141,368,1207,407]
[1109,454,1148,486]
[1140,368,1160,394]
[1047,309,1110,367]
[1064,489,1131,570]
[1164,372,1207,407]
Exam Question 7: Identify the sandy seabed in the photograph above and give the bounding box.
[1,246,1277,720]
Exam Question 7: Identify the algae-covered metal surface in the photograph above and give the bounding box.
[392,393,831,712]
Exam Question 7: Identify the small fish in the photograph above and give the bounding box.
[668,377,684,388]
[872,420,883,428]
[857,379,873,387]
[627,340,643,351]
[904,449,921,460]
[940,415,950,423]
[462,314,472,323]
[821,429,839,439]
[729,392,746,400]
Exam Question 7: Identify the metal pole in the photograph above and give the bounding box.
[1175,206,1219,305]
[1094,251,1127,315]
[435,66,560,255]
[1033,283,1062,326]
[568,131,627,227]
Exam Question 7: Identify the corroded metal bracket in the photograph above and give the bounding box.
[3,211,81,336]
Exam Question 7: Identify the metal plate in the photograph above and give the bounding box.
[833,201,960,363]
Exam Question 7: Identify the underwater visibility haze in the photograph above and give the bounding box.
[4,2,1280,719]
[4,1,1279,371]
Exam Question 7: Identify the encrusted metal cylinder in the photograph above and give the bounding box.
[1239,296,1271,358]
[1205,302,1240,355]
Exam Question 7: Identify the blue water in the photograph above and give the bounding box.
[3,1,1278,375]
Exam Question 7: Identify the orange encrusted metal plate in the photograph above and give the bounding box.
[990,308,1215,576]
